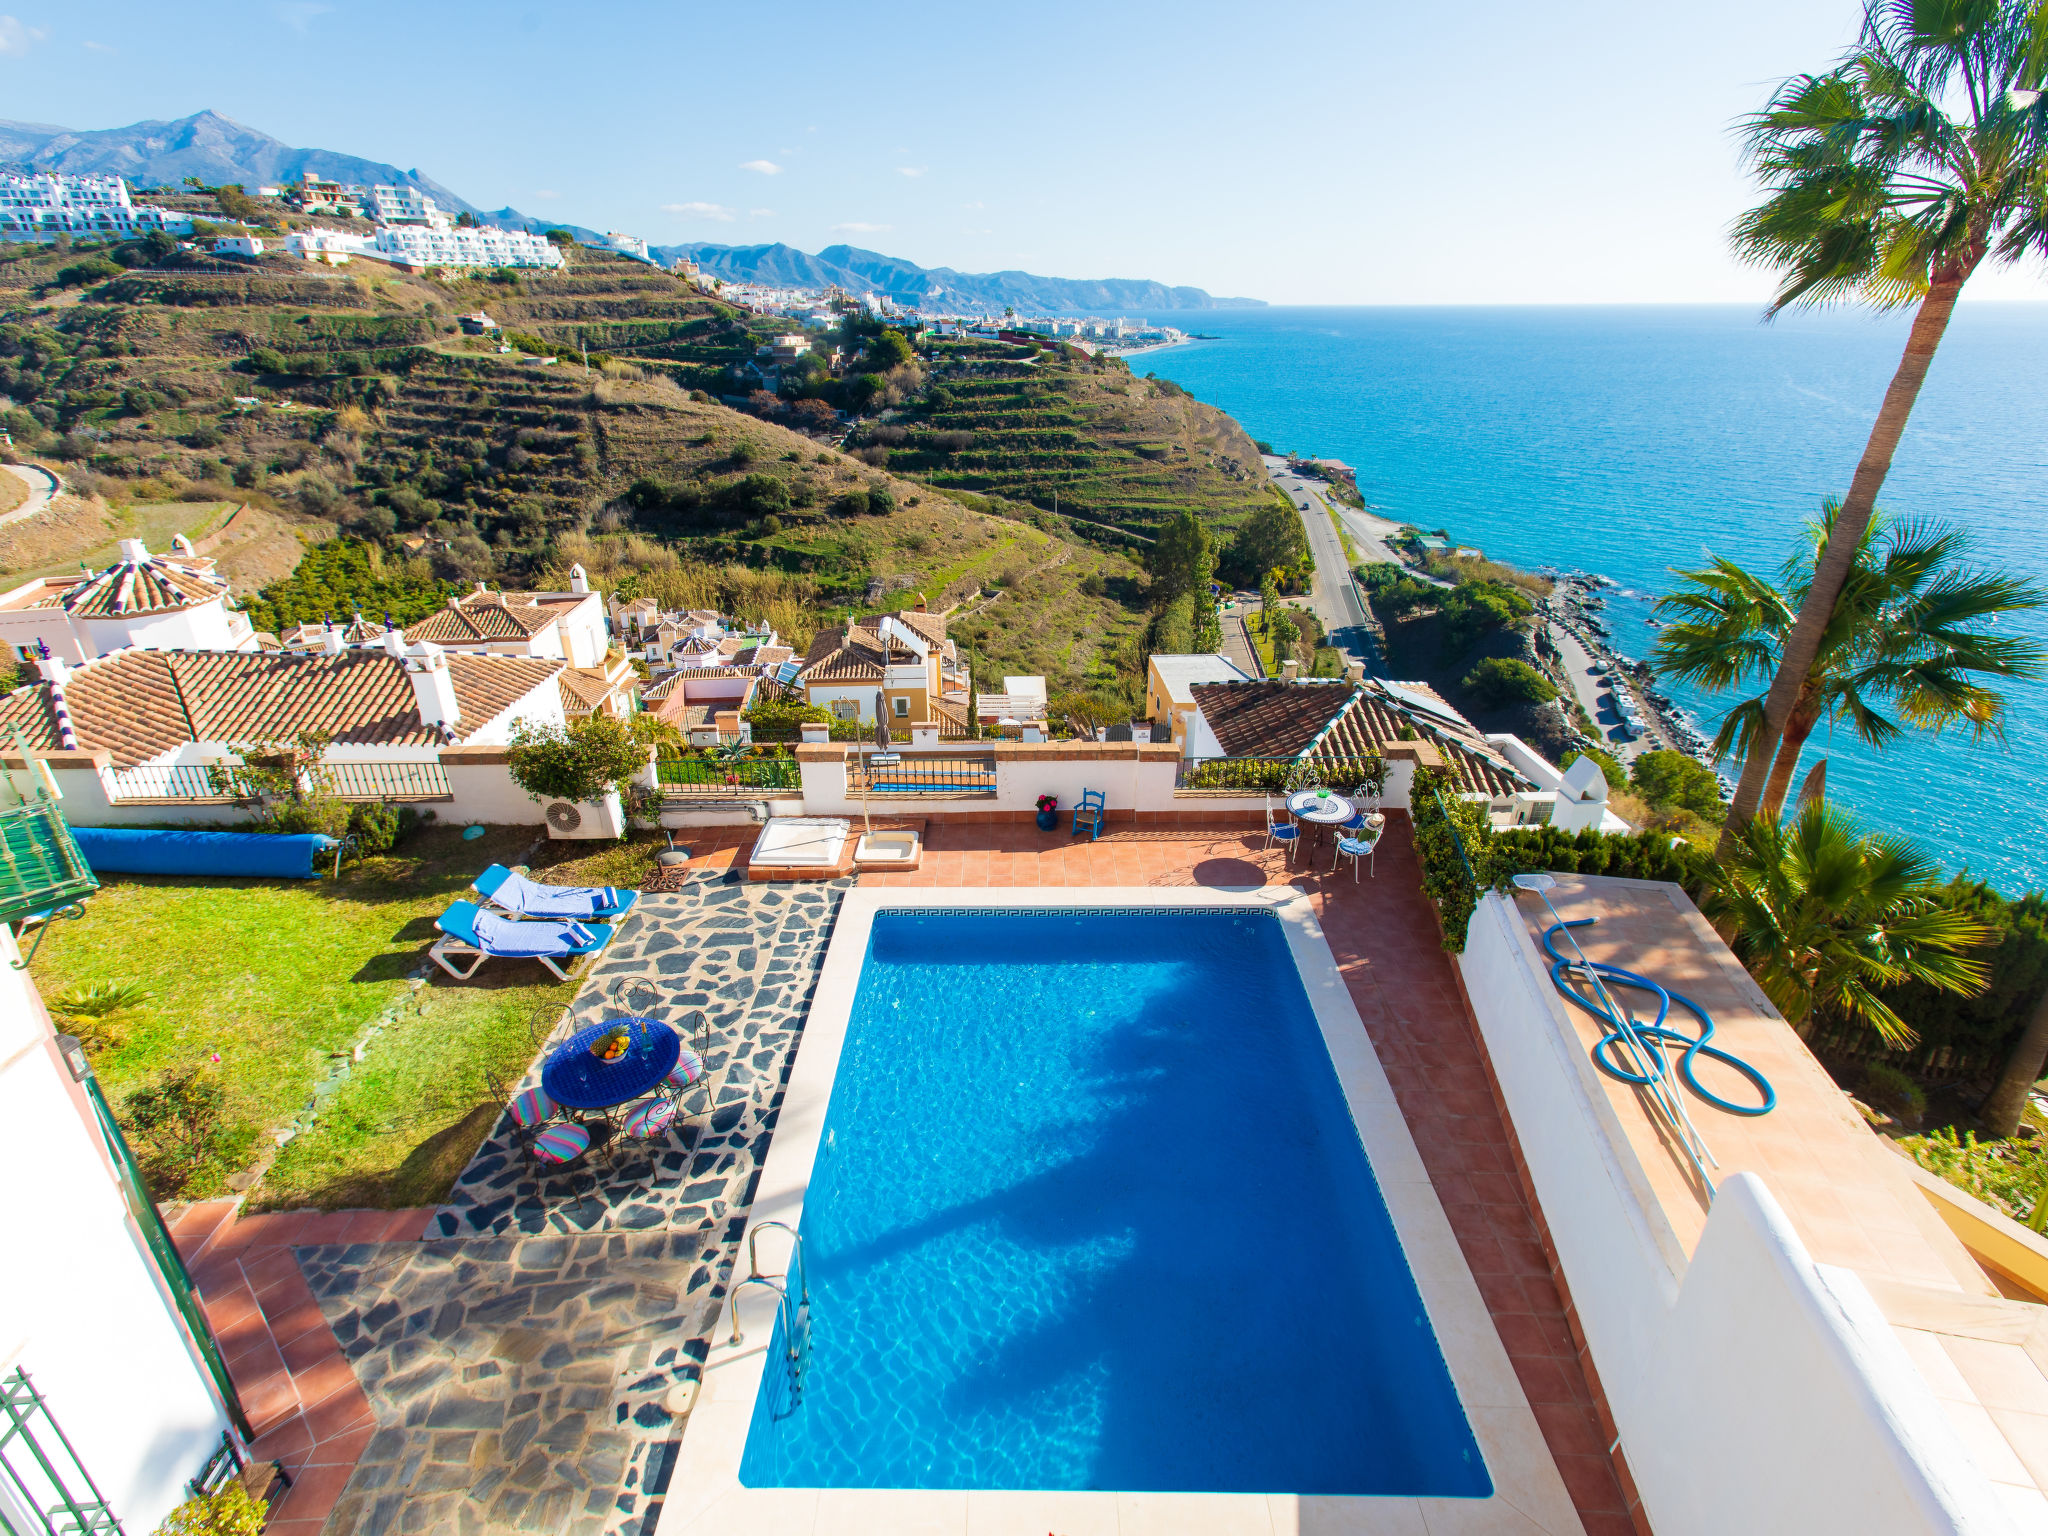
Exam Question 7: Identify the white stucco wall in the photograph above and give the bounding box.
[1457,891,2015,1536]
[0,926,232,1533]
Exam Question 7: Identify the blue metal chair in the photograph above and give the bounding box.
[1071,788,1106,840]
[1335,822,1384,882]
[1264,798,1300,864]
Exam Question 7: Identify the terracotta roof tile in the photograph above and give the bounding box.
[63,554,228,617]
[0,650,562,767]
[406,589,555,643]
[1187,679,1524,798]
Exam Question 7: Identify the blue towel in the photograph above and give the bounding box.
[473,908,595,957]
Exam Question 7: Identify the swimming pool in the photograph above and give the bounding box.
[734,906,1489,1496]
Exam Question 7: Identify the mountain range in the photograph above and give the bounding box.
[0,111,1261,312]
[655,242,1262,312]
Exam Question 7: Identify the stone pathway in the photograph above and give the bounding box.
[298,870,849,1536]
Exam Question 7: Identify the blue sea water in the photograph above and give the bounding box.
[736,909,1488,1496]
[1132,305,2048,894]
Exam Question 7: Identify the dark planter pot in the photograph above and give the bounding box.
[1036,809,1058,831]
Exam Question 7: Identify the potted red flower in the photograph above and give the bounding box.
[1035,793,1059,831]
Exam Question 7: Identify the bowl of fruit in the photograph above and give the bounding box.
[590,1025,632,1063]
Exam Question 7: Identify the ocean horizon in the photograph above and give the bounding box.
[1130,303,2048,896]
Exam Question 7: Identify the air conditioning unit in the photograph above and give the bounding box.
[542,790,625,840]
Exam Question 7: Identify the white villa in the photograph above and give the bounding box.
[0,173,194,244]
[0,539,259,664]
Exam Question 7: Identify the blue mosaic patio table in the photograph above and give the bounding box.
[542,1017,680,1111]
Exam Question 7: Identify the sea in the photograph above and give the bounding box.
[1129,304,2048,895]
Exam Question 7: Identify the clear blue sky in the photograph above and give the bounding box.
[3,0,2042,305]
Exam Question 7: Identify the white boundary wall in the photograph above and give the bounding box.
[1458,891,2017,1536]
[0,926,232,1533]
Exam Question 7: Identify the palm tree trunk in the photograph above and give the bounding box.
[1981,984,2048,1138]
[1717,276,1970,858]
[1759,705,1820,823]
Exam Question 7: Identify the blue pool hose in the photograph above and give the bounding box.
[1538,918,1776,1117]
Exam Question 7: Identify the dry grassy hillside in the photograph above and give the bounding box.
[0,240,1150,689]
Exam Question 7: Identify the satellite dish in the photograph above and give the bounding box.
[546,801,583,832]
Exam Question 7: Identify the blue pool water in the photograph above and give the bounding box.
[736,909,1490,1495]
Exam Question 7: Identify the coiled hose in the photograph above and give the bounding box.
[1539,918,1776,1117]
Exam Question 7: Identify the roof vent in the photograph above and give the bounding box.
[116,538,149,564]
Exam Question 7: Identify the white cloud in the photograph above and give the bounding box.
[897,166,927,178]
[275,1,330,33]
[531,189,560,201]
[83,39,114,52]
[832,222,891,234]
[0,16,47,55]
[738,159,781,176]
[748,208,774,218]
[663,201,736,222]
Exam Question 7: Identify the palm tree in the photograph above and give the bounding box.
[1704,800,1990,1048]
[1656,504,2046,820]
[1720,0,2048,850]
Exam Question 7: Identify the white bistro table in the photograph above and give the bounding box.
[1287,788,1362,870]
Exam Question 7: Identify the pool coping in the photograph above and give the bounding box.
[659,887,1586,1536]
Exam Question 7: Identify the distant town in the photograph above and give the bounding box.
[0,169,1192,349]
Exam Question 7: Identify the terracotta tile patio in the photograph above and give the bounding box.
[171,1201,434,1535]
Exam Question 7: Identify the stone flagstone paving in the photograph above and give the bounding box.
[301,869,849,1536]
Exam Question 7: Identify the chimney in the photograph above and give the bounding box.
[116,538,149,564]
[322,625,345,658]
[912,593,927,612]
[569,563,589,595]
[404,641,460,731]
[35,652,70,685]
[171,533,195,555]
[1344,661,1365,685]
[382,628,408,659]
[713,708,741,739]
[1281,659,1301,682]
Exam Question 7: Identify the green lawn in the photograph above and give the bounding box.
[28,825,668,1211]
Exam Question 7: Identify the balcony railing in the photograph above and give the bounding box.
[0,800,99,927]
[1174,754,1385,795]
[655,755,803,795]
[847,754,997,796]
[105,760,452,803]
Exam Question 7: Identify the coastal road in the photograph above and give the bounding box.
[1548,616,1653,762]
[0,462,59,526]
[1263,456,1382,676]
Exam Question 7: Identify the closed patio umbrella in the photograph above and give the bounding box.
[864,690,892,835]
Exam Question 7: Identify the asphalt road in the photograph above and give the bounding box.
[1263,455,1382,676]
[0,462,59,526]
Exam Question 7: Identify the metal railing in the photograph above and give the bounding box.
[847,754,996,796]
[105,760,451,803]
[308,761,452,800]
[655,755,803,794]
[1173,754,1385,794]
[0,800,99,929]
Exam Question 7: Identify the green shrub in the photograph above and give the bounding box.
[1861,1061,1927,1120]
[255,792,351,838]
[1630,750,1725,820]
[507,716,646,805]
[1462,657,1557,706]
[346,801,417,854]
[55,257,122,289]
[122,1065,250,1199]
[155,1480,268,1535]
[241,348,287,375]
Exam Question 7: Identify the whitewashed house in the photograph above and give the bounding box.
[0,539,259,664]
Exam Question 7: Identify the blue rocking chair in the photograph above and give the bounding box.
[1071,788,1106,841]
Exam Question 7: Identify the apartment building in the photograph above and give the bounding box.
[0,173,194,244]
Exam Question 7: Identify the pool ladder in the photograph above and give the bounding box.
[729,1221,810,1400]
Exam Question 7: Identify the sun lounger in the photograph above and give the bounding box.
[430,900,614,980]
[472,864,640,922]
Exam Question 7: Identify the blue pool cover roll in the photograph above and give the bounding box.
[71,826,341,879]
